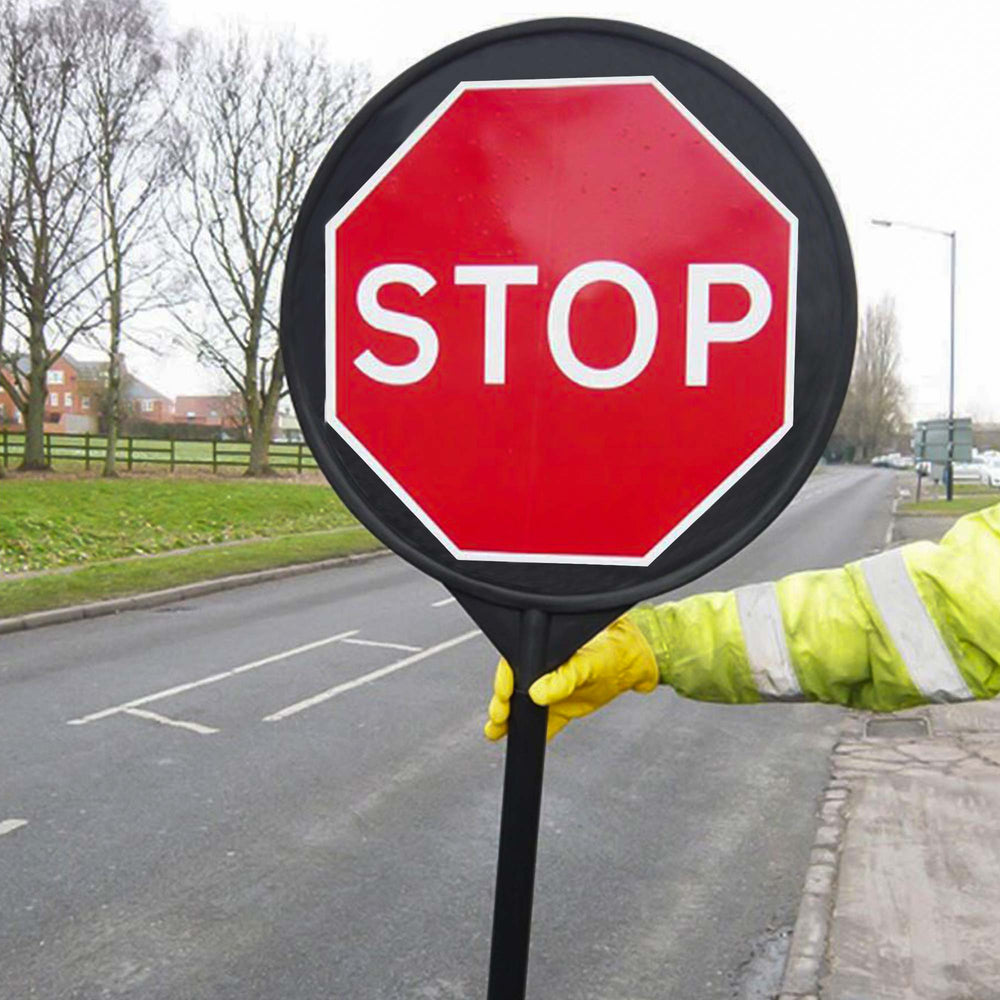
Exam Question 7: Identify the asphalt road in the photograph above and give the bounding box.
[0,466,896,1000]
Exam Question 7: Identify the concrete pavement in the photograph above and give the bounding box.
[0,465,896,999]
[779,483,1000,1000]
[779,700,1000,1000]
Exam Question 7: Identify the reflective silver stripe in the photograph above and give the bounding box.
[860,548,972,703]
[735,582,803,701]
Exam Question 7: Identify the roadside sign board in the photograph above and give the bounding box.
[281,18,856,1000]
[913,418,973,464]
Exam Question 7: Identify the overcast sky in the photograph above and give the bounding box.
[125,0,999,422]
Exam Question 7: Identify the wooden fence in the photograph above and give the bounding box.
[0,431,318,473]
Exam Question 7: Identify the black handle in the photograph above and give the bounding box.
[486,608,550,1000]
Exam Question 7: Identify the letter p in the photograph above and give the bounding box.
[685,264,773,387]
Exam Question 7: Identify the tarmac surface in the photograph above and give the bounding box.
[0,465,895,1000]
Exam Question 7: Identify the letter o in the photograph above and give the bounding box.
[547,261,658,389]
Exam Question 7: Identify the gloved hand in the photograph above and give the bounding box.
[483,616,659,742]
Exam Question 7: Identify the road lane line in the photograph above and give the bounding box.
[263,629,481,722]
[67,629,359,725]
[123,708,220,735]
[431,597,456,607]
[342,638,422,652]
[0,819,27,837]
[885,495,899,548]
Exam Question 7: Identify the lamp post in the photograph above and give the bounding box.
[871,218,957,500]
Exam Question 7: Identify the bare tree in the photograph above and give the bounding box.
[73,0,173,476]
[835,296,908,460]
[0,0,104,469]
[0,2,19,479]
[166,28,367,475]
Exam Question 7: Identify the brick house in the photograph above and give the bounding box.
[0,354,173,433]
[0,354,106,434]
[0,367,23,428]
[123,376,174,424]
[174,393,290,440]
[175,393,238,428]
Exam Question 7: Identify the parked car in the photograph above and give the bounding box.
[871,452,915,469]
[871,452,905,468]
[981,459,1000,489]
[953,461,985,483]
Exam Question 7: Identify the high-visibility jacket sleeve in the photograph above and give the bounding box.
[628,502,1000,712]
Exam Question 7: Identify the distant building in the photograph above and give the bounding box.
[277,405,302,442]
[0,353,109,434]
[174,394,244,431]
[173,394,287,440]
[0,354,174,433]
[0,354,294,442]
[0,361,25,427]
[123,375,174,424]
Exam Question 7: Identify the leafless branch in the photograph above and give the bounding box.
[165,26,368,472]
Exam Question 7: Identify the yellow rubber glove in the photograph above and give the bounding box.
[483,616,660,741]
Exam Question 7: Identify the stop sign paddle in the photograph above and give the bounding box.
[281,18,855,999]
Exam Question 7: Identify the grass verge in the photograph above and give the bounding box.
[1,476,357,573]
[0,527,381,619]
[898,495,999,516]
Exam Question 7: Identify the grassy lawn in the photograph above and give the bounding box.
[898,494,1000,516]
[0,527,381,618]
[0,476,360,573]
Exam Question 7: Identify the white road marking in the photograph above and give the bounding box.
[263,629,482,722]
[431,597,456,607]
[885,496,900,548]
[0,819,27,837]
[67,629,359,726]
[342,638,422,653]
[123,708,219,735]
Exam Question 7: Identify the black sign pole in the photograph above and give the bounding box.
[486,607,551,1000]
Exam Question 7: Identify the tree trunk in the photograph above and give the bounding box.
[99,151,126,477]
[102,284,122,477]
[245,376,281,476]
[246,419,271,476]
[21,366,47,469]
[103,364,120,476]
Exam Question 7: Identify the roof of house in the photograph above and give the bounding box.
[6,353,110,380]
[67,356,110,381]
[175,395,235,414]
[123,375,171,403]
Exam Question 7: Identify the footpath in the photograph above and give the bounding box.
[778,482,1000,1000]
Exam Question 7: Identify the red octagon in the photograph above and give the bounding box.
[326,78,797,565]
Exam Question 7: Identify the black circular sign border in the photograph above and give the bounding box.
[281,17,856,614]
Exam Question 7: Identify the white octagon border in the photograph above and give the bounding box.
[325,77,798,566]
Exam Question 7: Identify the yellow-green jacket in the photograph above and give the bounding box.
[629,502,1000,712]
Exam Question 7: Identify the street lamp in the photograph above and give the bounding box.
[871,218,958,500]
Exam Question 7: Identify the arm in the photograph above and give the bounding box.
[486,502,1000,740]
[634,501,1000,710]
